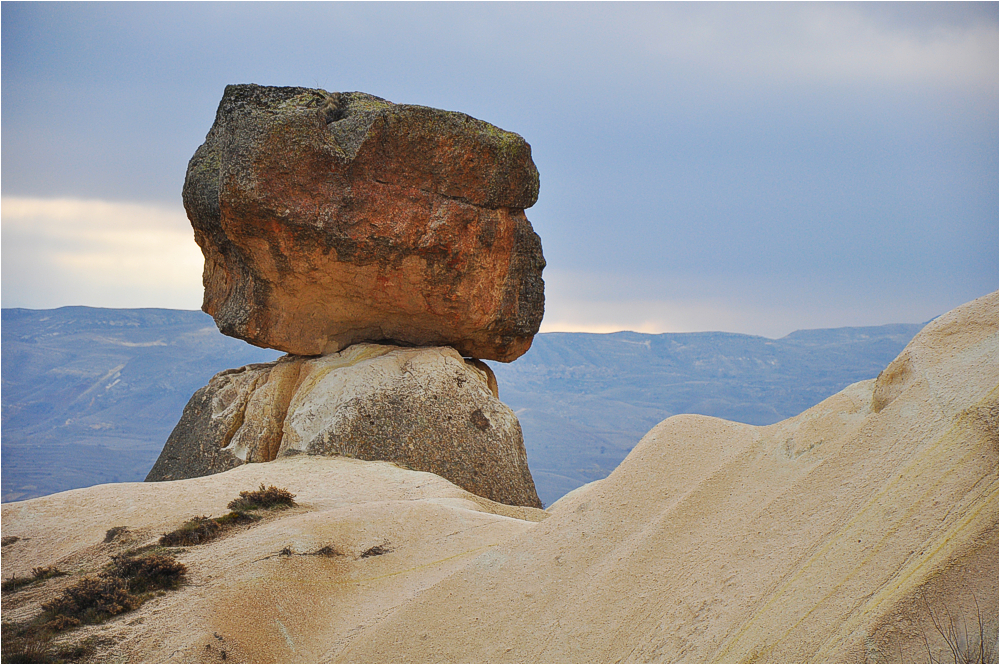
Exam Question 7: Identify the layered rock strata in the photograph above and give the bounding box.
[184,84,545,362]
[146,344,542,509]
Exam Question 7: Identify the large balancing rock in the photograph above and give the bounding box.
[146,344,542,509]
[184,84,545,362]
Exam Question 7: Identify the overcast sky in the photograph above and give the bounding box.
[2,2,997,337]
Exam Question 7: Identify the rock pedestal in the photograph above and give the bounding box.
[146,344,542,509]
[184,84,545,362]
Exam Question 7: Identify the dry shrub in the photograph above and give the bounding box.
[37,552,185,631]
[159,512,256,547]
[923,596,999,664]
[108,553,186,594]
[227,484,296,512]
[41,576,140,625]
[159,515,222,547]
[45,614,82,632]
[313,545,341,557]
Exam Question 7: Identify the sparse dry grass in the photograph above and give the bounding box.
[922,596,998,664]
[1,552,185,663]
[1,566,66,594]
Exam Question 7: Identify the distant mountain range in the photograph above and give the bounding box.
[1,307,924,505]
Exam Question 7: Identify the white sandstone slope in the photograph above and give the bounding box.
[2,292,996,663]
[1,457,546,663]
[336,291,997,664]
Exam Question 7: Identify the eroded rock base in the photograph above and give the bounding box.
[146,344,541,508]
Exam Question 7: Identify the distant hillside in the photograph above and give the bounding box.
[1,308,280,502]
[1,307,923,504]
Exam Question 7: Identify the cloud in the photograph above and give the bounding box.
[538,268,959,338]
[1,197,203,309]
[601,3,998,91]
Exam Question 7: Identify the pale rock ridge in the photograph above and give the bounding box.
[332,291,998,663]
[146,344,541,508]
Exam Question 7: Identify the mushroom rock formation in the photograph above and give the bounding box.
[146,344,542,509]
[184,84,545,362]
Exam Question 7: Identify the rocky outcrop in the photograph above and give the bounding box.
[184,84,545,362]
[146,344,541,509]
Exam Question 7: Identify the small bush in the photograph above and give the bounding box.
[215,511,257,527]
[30,567,65,581]
[41,576,140,624]
[36,552,185,631]
[313,545,340,557]
[45,614,82,632]
[159,515,222,547]
[107,554,185,594]
[227,484,296,512]
[159,512,256,547]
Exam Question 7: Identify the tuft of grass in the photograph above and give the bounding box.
[312,545,341,557]
[103,526,129,543]
[360,543,391,558]
[2,566,66,594]
[227,484,296,512]
[1,622,52,664]
[158,512,257,547]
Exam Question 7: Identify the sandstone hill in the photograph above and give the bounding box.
[3,292,995,663]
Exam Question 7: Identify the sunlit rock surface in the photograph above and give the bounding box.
[184,84,545,361]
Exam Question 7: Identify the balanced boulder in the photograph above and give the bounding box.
[146,344,542,509]
[184,84,545,362]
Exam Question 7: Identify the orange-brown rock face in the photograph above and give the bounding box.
[184,84,545,361]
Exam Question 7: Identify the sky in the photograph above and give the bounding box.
[2,2,997,338]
